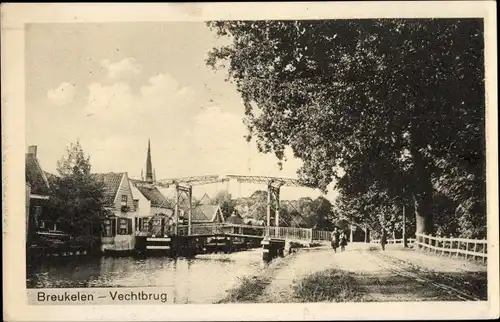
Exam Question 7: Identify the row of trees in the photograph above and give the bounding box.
[206,19,486,239]
[210,189,337,230]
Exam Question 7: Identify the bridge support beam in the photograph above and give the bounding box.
[266,184,281,237]
[267,185,271,236]
[174,184,193,236]
[188,186,192,235]
[174,184,179,235]
[271,186,280,236]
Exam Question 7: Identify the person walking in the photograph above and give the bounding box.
[339,231,347,252]
[380,229,388,251]
[331,227,340,253]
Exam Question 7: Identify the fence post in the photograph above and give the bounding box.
[483,242,487,263]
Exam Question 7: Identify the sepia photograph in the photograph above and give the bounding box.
[2,2,498,321]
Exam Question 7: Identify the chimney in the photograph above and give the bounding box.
[28,146,37,157]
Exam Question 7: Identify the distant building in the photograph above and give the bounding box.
[129,140,177,232]
[191,204,225,224]
[140,139,156,183]
[198,192,213,205]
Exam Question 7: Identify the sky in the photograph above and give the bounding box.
[25,22,336,201]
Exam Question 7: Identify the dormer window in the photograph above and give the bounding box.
[121,195,127,207]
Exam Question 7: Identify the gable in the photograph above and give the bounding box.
[92,172,126,207]
[191,205,221,222]
[225,213,244,225]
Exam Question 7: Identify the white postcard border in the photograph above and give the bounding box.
[2,2,498,321]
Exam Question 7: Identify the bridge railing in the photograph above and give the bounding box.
[312,230,333,242]
[415,233,487,263]
[177,223,313,242]
[221,224,267,237]
[268,226,313,242]
[178,224,226,236]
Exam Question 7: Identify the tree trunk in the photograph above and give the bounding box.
[411,144,434,235]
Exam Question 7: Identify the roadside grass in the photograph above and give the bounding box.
[215,256,295,303]
[293,269,360,302]
[216,275,271,303]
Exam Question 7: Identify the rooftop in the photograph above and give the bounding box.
[91,172,125,206]
[25,153,51,196]
[130,179,172,208]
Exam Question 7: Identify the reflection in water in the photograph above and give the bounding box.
[27,249,263,303]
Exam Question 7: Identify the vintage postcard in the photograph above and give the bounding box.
[2,2,499,321]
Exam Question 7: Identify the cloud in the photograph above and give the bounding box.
[186,105,301,176]
[85,72,195,120]
[86,82,135,116]
[101,58,142,80]
[47,82,76,105]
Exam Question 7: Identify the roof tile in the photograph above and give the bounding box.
[91,172,124,206]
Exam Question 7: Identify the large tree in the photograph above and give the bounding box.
[47,141,107,237]
[206,19,485,235]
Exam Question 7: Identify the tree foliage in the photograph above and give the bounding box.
[206,19,485,236]
[211,190,237,216]
[47,141,107,237]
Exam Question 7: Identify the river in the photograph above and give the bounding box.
[27,249,265,304]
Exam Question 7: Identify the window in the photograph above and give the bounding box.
[121,195,128,207]
[118,218,129,235]
[133,199,139,211]
[102,219,115,237]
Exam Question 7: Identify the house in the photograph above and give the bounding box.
[130,179,172,214]
[92,172,138,252]
[25,146,52,242]
[129,179,175,232]
[191,204,225,224]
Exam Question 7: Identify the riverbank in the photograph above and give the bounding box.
[215,243,487,303]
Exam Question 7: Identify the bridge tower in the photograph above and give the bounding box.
[154,175,229,235]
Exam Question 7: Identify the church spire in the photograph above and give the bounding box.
[145,139,153,183]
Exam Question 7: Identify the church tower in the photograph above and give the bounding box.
[145,139,154,183]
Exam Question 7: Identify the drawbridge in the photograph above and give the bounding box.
[134,174,320,244]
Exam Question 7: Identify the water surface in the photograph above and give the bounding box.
[27,249,264,304]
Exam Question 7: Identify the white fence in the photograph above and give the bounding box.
[370,238,416,245]
[312,230,332,242]
[415,233,487,263]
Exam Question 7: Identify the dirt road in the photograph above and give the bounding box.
[221,243,487,303]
